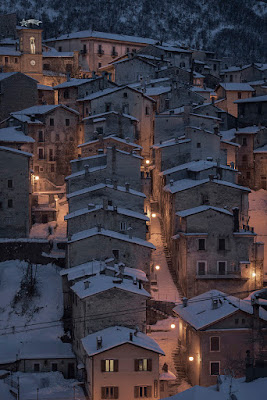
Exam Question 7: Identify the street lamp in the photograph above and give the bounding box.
[155,265,160,271]
[34,175,39,181]
[171,323,176,329]
[145,159,150,165]
[151,213,156,218]
[252,272,256,278]
[188,356,194,362]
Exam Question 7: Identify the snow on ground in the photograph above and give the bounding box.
[0,372,85,400]
[149,216,181,302]
[0,260,72,363]
[30,198,68,240]
[248,190,267,279]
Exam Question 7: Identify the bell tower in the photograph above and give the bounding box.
[18,25,43,82]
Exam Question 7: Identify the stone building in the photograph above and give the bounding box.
[79,135,142,158]
[81,326,165,400]
[54,76,116,111]
[82,112,138,144]
[45,30,156,72]
[172,206,263,297]
[235,126,267,189]
[0,72,38,121]
[77,85,155,158]
[111,55,159,85]
[235,95,267,126]
[220,64,264,84]
[173,290,267,386]
[37,83,54,105]
[139,44,192,70]
[193,102,237,131]
[0,146,32,238]
[215,83,255,117]
[6,104,81,187]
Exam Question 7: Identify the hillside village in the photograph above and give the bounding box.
[0,14,267,400]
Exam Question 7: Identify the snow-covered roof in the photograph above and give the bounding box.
[11,104,79,118]
[71,274,150,299]
[0,72,18,81]
[46,30,156,45]
[69,227,156,249]
[173,289,267,330]
[65,164,106,180]
[152,138,191,149]
[220,128,236,141]
[159,106,185,115]
[0,127,35,143]
[65,204,149,221]
[37,84,53,91]
[235,126,265,134]
[164,178,250,194]
[160,160,238,176]
[77,85,155,102]
[176,205,233,218]
[235,95,267,103]
[220,64,251,73]
[254,144,267,153]
[159,370,177,381]
[160,385,226,400]
[82,110,138,122]
[78,135,142,149]
[0,47,21,56]
[0,146,32,157]
[144,86,171,96]
[154,44,192,54]
[82,326,165,356]
[219,83,254,92]
[43,51,74,57]
[220,139,240,147]
[67,182,146,199]
[54,78,93,89]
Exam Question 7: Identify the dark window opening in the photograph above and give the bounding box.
[8,179,13,188]
[210,362,219,375]
[50,118,54,126]
[198,239,205,250]
[66,118,70,126]
[218,239,225,250]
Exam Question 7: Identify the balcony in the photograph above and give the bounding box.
[196,269,247,280]
[97,49,104,56]
[111,51,118,57]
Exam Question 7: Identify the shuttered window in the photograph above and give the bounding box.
[134,359,152,371]
[134,386,152,398]
[101,359,118,372]
[101,386,119,399]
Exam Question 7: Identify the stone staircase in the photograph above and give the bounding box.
[171,344,188,386]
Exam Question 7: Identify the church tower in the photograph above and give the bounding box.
[18,26,43,82]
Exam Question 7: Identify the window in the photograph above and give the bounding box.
[30,37,35,54]
[8,179,13,188]
[210,362,220,376]
[38,148,44,159]
[15,57,18,63]
[8,199,13,208]
[217,261,227,275]
[198,238,206,250]
[64,89,69,99]
[66,64,72,72]
[134,386,152,398]
[197,142,201,148]
[242,137,247,146]
[105,103,111,112]
[5,57,8,64]
[238,92,242,99]
[96,127,103,135]
[135,359,152,371]
[112,249,119,259]
[210,336,220,352]
[101,359,118,372]
[242,154,248,163]
[58,46,62,52]
[38,131,44,142]
[101,386,118,399]
[83,44,86,53]
[43,63,50,70]
[50,118,54,126]
[218,238,225,250]
[229,75,233,82]
[242,318,246,324]
[126,47,130,53]
[165,98,170,109]
[51,164,55,172]
[65,118,70,126]
[197,261,206,275]
[235,318,239,325]
[34,363,40,372]
[122,104,129,114]
[0,201,2,210]
[246,171,251,179]
[123,92,128,98]
[112,46,117,56]
[120,222,127,231]
[98,62,102,68]
[51,363,57,371]
[213,64,217,71]
[49,148,54,161]
[145,106,150,115]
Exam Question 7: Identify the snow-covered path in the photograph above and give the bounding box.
[149,216,181,303]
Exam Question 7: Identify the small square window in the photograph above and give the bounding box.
[198,238,206,250]
[218,239,225,250]
[113,249,119,259]
[34,363,40,372]
[51,363,57,371]
[66,118,70,126]
[50,118,54,126]
[123,92,128,98]
[197,142,201,148]
[8,199,13,208]
[8,179,13,188]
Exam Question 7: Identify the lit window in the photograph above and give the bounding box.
[101,359,118,372]
[135,359,152,371]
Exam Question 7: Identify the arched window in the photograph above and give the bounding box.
[30,37,36,54]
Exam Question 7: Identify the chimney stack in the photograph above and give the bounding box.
[84,280,90,290]
[97,336,102,349]
[129,332,133,341]
[97,224,102,232]
[182,297,188,307]
[170,179,174,186]
[88,203,95,210]
[84,165,89,176]
[125,182,130,192]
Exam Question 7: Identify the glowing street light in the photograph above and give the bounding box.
[155,265,160,271]
[171,323,176,329]
[34,175,39,181]
[151,213,156,218]
[188,356,194,362]
[252,272,256,278]
[145,159,150,165]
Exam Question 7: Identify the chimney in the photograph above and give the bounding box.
[97,336,102,349]
[211,96,215,105]
[162,363,168,372]
[129,332,133,341]
[134,326,139,336]
[209,174,214,181]
[84,280,90,289]
[170,179,174,186]
[84,165,89,175]
[125,182,130,192]
[212,298,219,309]
[213,126,219,135]
[30,115,35,122]
[92,71,96,79]
[125,137,130,143]
[182,297,188,307]
[113,180,118,190]
[232,207,239,232]
[97,224,102,232]
[97,148,104,154]
[113,205,118,213]
[128,226,133,239]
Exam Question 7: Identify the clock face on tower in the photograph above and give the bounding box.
[30,59,36,66]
